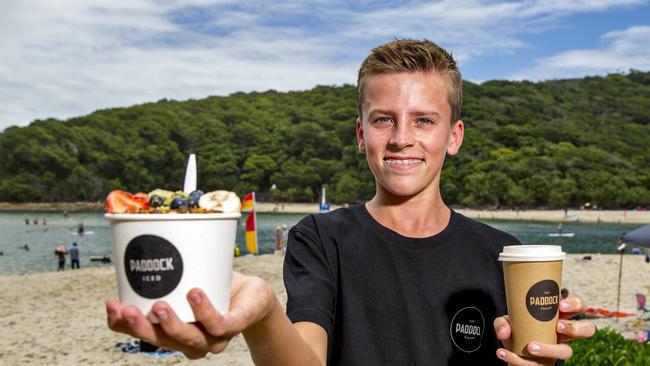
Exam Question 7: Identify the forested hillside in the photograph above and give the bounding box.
[1,71,649,208]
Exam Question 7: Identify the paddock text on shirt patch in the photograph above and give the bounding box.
[449,306,485,353]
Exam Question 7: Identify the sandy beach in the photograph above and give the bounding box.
[1,253,648,365]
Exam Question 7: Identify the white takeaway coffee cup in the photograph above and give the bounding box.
[498,245,566,357]
[106,212,240,323]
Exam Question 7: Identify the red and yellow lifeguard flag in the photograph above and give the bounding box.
[245,209,258,254]
[241,192,255,211]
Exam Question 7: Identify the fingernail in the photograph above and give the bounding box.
[155,309,168,321]
[497,326,506,335]
[190,293,202,305]
[530,342,541,354]
[125,316,135,325]
[558,321,566,332]
[498,350,507,358]
[561,300,570,310]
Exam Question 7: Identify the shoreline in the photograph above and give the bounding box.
[1,201,649,224]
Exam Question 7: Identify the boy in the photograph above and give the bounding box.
[107,39,594,365]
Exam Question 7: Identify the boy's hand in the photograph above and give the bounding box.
[493,297,597,365]
[106,271,276,359]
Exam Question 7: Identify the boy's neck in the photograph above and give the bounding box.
[366,188,451,238]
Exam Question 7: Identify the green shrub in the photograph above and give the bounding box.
[565,327,650,366]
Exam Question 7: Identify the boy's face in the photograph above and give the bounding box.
[356,71,463,198]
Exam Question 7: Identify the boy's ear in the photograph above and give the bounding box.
[356,118,366,153]
[446,120,464,156]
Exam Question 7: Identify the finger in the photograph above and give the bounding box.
[526,341,573,360]
[151,301,212,350]
[107,299,165,342]
[496,348,548,366]
[107,300,207,359]
[120,304,170,344]
[559,297,586,319]
[557,319,596,342]
[106,299,126,331]
[187,289,228,337]
[493,316,511,341]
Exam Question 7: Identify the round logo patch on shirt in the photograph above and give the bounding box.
[450,306,485,353]
[526,279,560,321]
[124,235,183,299]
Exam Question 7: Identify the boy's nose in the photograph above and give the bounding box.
[389,121,414,148]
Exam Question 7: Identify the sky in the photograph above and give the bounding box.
[1,0,649,130]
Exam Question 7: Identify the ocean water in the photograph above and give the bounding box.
[0,210,640,275]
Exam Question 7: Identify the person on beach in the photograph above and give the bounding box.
[280,224,289,254]
[69,242,80,269]
[106,39,596,365]
[275,226,282,252]
[55,245,67,271]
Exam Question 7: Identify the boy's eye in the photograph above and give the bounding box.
[374,117,393,125]
[416,118,434,125]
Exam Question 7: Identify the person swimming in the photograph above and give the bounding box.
[17,244,30,251]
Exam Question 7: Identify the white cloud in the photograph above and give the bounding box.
[1,0,649,129]
[509,25,650,80]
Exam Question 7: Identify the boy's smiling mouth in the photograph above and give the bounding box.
[383,157,424,167]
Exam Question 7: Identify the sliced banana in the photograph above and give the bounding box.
[198,190,241,213]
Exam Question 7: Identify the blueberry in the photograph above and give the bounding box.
[170,196,188,210]
[189,190,204,199]
[149,194,165,208]
[188,190,204,208]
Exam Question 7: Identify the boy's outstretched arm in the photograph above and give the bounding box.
[106,271,327,366]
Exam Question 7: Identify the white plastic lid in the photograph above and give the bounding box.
[498,245,566,262]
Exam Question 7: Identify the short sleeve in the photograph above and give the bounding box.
[283,215,337,338]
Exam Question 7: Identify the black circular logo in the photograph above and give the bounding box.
[124,235,183,299]
[526,280,560,321]
[450,307,485,353]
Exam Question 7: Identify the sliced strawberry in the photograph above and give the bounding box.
[106,190,130,213]
[133,193,150,212]
[106,190,150,213]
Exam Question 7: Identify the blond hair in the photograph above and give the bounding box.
[356,39,462,123]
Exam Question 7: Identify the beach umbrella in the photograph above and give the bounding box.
[621,224,650,247]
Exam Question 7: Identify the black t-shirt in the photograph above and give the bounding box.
[284,204,521,365]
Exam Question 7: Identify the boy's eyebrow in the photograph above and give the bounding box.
[367,109,394,116]
[412,111,442,118]
[368,109,442,118]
